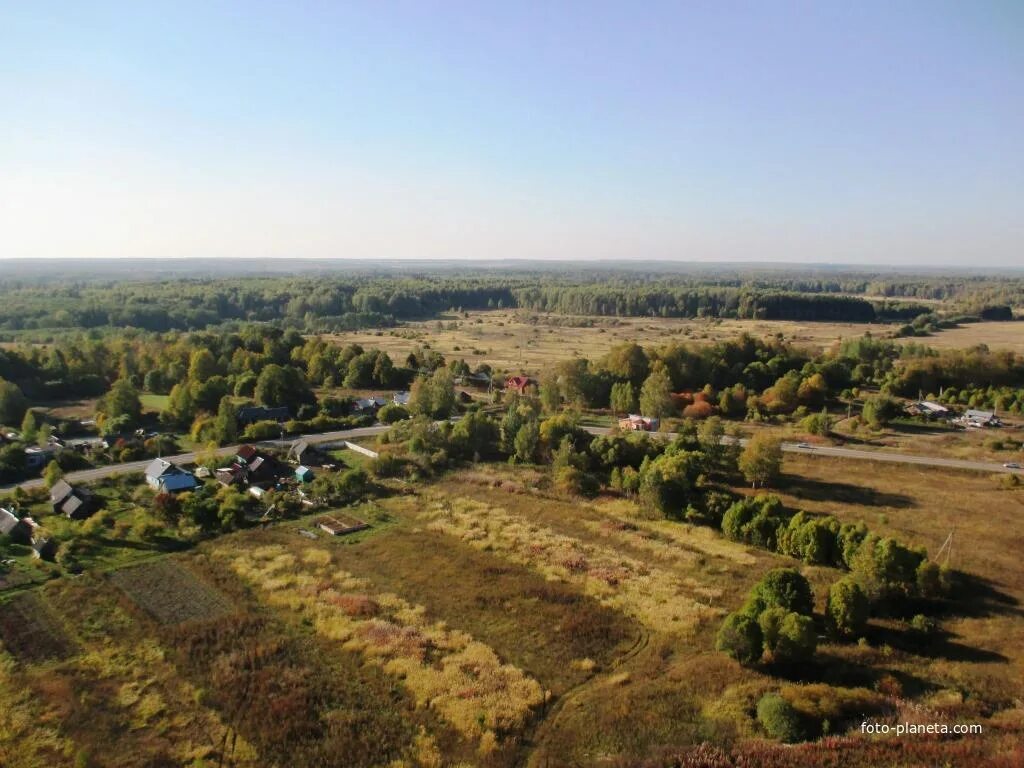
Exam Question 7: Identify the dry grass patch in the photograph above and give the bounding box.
[418,495,724,634]
[217,541,546,747]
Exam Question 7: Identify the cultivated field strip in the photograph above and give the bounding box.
[109,559,233,625]
[418,495,725,633]
[217,542,546,749]
[0,592,76,662]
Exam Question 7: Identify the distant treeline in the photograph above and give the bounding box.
[0,272,1018,333]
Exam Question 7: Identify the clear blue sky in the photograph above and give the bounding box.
[1,1,1021,265]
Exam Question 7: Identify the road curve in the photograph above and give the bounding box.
[3,423,1021,493]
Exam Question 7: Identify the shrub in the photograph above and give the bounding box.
[715,612,762,665]
[756,693,808,742]
[826,578,869,638]
[378,403,410,424]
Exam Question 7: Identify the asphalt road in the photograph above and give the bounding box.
[4,423,1021,492]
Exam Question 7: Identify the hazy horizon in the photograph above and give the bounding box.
[2,2,1022,266]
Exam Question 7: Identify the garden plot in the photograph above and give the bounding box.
[110,558,233,625]
[0,592,75,662]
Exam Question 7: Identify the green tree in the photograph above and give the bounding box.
[744,568,814,617]
[538,370,561,413]
[43,459,64,488]
[188,349,218,382]
[862,394,901,428]
[738,433,783,488]
[513,419,539,463]
[20,409,39,443]
[716,612,763,665]
[0,378,29,425]
[610,381,637,414]
[99,380,143,428]
[212,396,238,445]
[772,612,817,664]
[602,343,649,386]
[639,367,674,419]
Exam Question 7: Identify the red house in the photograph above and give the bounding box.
[505,375,534,395]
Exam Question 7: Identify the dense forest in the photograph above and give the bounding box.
[0,263,1020,333]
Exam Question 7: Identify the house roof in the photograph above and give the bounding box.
[237,444,258,463]
[62,494,86,518]
[50,479,74,505]
[237,405,290,422]
[506,375,532,388]
[145,458,176,479]
[965,409,996,420]
[0,508,22,535]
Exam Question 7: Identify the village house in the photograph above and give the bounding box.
[49,480,99,520]
[24,444,60,471]
[216,445,286,490]
[236,405,291,425]
[355,396,388,412]
[619,414,659,431]
[145,458,200,494]
[393,391,411,406]
[505,375,534,395]
[0,508,32,544]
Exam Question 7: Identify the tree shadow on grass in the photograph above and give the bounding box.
[772,651,936,698]
[779,474,915,508]
[866,623,1008,664]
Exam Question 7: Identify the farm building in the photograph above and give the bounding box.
[959,410,1001,428]
[619,414,659,431]
[317,514,369,536]
[31,537,58,561]
[145,458,200,493]
[908,401,951,419]
[295,465,314,483]
[49,480,99,520]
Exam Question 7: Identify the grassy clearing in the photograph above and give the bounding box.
[109,559,232,625]
[139,393,169,413]
[328,447,372,469]
[897,319,1024,353]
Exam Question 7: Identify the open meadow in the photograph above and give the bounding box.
[3,457,1022,767]
[327,310,902,375]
